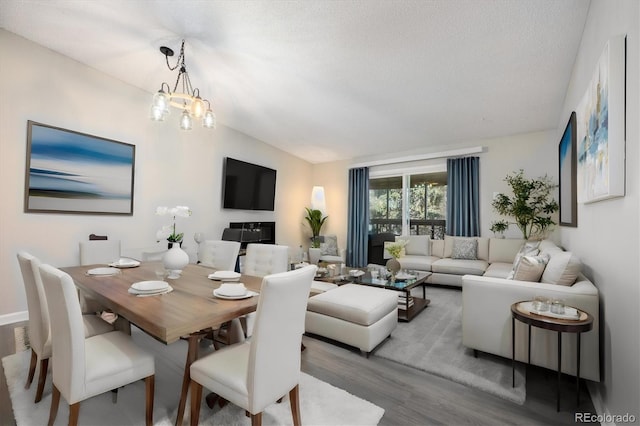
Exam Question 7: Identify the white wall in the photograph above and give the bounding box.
[0,30,313,320]
[556,0,640,419]
[313,130,557,245]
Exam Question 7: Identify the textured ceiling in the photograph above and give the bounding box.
[0,0,590,164]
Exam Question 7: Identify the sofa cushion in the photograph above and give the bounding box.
[431,239,445,258]
[512,253,550,282]
[397,235,430,256]
[451,238,477,259]
[398,255,439,272]
[306,284,398,326]
[488,238,525,263]
[431,258,488,276]
[540,251,582,286]
[483,262,513,278]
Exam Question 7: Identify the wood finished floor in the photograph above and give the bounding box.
[1,319,596,425]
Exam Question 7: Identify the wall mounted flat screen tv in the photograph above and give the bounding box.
[222,157,277,211]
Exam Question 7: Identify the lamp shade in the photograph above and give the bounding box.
[311,186,326,213]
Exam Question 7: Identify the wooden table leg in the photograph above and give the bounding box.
[557,331,562,412]
[512,317,515,388]
[176,333,205,426]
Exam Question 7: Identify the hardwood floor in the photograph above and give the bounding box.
[1,319,595,425]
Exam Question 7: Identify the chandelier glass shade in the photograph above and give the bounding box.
[150,40,216,130]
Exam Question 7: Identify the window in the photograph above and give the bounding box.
[369,171,447,238]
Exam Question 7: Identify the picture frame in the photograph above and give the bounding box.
[24,121,135,215]
[576,35,626,203]
[559,111,577,227]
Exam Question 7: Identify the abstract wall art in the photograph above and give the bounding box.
[24,121,135,215]
[576,35,626,204]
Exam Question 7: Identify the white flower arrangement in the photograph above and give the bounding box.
[156,205,192,242]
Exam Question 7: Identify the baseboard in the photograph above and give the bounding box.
[587,381,613,426]
[0,311,28,326]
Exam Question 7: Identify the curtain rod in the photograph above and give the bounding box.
[349,146,484,169]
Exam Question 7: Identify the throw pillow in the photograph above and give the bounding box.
[511,253,550,281]
[451,238,477,260]
[402,235,430,256]
[320,235,339,256]
[508,241,540,278]
[540,251,582,286]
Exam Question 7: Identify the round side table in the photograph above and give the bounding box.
[511,301,593,412]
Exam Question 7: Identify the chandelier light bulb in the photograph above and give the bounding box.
[150,105,166,121]
[190,96,205,119]
[203,109,216,129]
[180,110,193,130]
[152,90,170,114]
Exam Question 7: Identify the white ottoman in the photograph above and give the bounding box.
[305,284,398,356]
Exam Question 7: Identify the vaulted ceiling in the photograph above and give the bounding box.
[0,0,590,163]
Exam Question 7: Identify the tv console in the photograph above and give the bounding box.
[225,221,276,249]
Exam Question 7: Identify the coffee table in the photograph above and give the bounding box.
[317,270,431,321]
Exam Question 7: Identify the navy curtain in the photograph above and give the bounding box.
[346,167,370,267]
[446,157,480,236]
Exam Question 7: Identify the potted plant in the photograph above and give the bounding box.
[491,170,559,240]
[385,239,407,275]
[304,207,328,248]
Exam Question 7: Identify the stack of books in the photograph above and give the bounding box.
[398,294,414,310]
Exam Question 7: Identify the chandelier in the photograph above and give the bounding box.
[150,39,216,130]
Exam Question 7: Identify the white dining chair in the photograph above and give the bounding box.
[16,251,115,403]
[198,239,241,271]
[78,239,121,314]
[79,239,121,265]
[196,240,244,346]
[39,263,155,426]
[189,265,316,426]
[240,243,290,337]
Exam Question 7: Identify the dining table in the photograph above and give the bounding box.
[61,261,264,426]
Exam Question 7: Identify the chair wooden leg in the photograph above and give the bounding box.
[48,385,61,426]
[25,349,37,389]
[289,385,302,426]
[145,375,155,426]
[190,381,203,426]
[35,358,49,403]
[250,412,262,426]
[69,402,80,426]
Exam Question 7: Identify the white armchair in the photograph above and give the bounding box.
[308,235,345,265]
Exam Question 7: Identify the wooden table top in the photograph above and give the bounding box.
[61,262,263,344]
[511,301,594,333]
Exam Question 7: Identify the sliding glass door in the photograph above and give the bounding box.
[369,171,447,238]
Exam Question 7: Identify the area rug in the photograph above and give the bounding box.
[4,327,384,425]
[374,286,526,405]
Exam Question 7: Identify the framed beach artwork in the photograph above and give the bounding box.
[559,111,577,227]
[24,121,135,215]
[576,35,626,204]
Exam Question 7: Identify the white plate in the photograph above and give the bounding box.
[87,267,120,276]
[348,270,365,277]
[208,271,241,281]
[131,280,169,292]
[128,286,173,296]
[109,258,140,268]
[213,289,253,300]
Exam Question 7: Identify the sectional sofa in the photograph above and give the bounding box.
[394,235,600,381]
